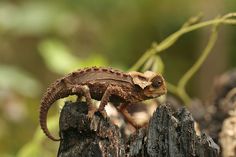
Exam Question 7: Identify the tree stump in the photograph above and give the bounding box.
[57,101,219,157]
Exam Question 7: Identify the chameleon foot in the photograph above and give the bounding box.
[72,85,97,114]
[117,104,141,129]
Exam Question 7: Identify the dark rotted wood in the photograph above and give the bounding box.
[57,101,219,157]
[57,101,125,157]
[127,105,219,157]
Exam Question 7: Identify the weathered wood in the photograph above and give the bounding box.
[57,101,219,157]
[57,101,125,157]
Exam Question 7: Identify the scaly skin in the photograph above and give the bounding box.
[40,67,167,141]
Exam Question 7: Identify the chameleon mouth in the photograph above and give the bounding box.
[155,85,167,95]
[161,87,168,95]
[144,87,167,98]
[156,88,167,97]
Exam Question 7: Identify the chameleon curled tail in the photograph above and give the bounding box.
[40,100,60,141]
[40,80,71,141]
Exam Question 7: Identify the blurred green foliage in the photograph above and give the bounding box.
[38,39,108,74]
[0,65,41,97]
[0,1,236,157]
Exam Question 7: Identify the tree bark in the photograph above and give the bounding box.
[57,101,219,157]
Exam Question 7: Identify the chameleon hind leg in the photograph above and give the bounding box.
[72,85,96,117]
[117,103,141,129]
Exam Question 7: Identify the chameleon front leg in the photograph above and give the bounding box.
[98,85,123,111]
[72,85,96,116]
[117,103,141,129]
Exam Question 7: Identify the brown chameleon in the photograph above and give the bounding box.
[40,67,167,141]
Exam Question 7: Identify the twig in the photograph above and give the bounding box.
[177,22,219,104]
[129,13,236,71]
[129,12,236,104]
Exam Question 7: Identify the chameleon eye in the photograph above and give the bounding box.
[151,76,163,88]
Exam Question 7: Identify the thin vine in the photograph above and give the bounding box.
[129,13,236,104]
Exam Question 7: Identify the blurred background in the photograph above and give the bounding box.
[0,0,236,156]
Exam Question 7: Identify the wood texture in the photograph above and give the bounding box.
[57,101,219,157]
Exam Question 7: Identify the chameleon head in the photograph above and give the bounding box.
[142,71,167,98]
[129,71,167,98]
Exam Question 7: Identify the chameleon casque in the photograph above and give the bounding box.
[40,67,167,141]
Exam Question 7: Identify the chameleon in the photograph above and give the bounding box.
[40,67,167,141]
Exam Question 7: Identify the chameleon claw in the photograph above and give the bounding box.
[87,108,96,119]
[88,108,107,119]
